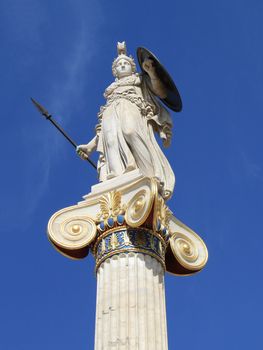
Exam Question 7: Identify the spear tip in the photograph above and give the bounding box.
[30,97,51,118]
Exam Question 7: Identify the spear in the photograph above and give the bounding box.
[31,98,97,170]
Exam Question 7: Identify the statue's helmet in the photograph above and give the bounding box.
[112,41,137,77]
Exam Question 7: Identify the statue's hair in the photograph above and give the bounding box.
[112,54,137,77]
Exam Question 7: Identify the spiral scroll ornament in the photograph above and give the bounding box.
[125,189,153,227]
[169,231,208,271]
[48,216,97,250]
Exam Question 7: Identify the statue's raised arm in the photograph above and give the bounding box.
[77,42,182,200]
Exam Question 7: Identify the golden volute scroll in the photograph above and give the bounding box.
[165,216,208,276]
[48,210,97,259]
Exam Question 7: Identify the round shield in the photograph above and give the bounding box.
[137,47,182,112]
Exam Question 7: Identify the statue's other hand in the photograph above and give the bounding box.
[76,145,90,160]
[142,59,155,75]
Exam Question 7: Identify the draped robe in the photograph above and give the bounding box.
[95,73,175,198]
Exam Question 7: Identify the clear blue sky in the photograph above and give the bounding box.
[1,0,262,349]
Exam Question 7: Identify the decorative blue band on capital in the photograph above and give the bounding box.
[94,227,166,271]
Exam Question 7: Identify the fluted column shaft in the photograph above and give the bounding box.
[94,252,168,350]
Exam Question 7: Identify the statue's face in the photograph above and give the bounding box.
[115,58,133,78]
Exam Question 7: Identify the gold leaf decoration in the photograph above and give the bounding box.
[110,233,119,250]
[97,191,125,221]
[155,196,172,229]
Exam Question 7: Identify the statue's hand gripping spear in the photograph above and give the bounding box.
[31,98,97,170]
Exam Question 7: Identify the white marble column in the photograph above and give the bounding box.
[94,252,168,350]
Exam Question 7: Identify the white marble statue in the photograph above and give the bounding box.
[77,42,175,199]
